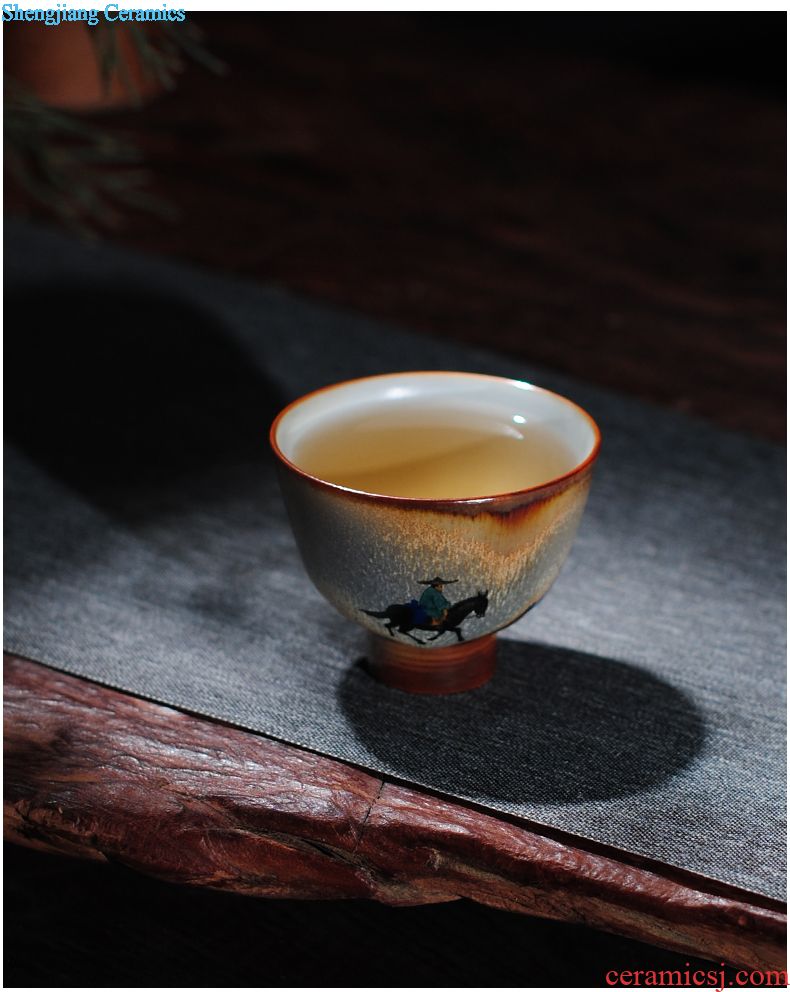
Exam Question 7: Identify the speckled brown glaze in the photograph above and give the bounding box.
[275,460,594,648]
[270,373,600,691]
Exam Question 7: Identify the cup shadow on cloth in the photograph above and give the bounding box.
[5,289,285,520]
[337,639,705,804]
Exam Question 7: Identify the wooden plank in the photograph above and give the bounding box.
[5,654,785,971]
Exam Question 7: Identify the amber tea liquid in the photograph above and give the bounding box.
[293,408,575,499]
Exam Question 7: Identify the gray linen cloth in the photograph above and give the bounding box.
[4,221,785,900]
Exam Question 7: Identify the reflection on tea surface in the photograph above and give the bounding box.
[293,410,575,498]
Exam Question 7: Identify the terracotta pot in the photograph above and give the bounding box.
[4,22,163,111]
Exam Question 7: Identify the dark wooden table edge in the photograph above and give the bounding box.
[4,653,786,971]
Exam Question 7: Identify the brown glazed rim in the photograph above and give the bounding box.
[269,370,602,508]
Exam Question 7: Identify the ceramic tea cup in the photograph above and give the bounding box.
[270,371,600,694]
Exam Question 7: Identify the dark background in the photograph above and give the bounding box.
[107,12,787,440]
[5,843,745,987]
[4,12,785,988]
[6,12,786,441]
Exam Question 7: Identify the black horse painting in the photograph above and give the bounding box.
[362,591,489,644]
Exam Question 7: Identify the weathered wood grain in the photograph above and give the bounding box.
[5,654,785,971]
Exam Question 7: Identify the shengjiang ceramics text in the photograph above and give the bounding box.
[2,2,186,26]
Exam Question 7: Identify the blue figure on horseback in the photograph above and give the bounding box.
[363,577,489,645]
[413,576,454,627]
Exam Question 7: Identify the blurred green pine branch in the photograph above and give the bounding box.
[93,20,226,102]
[4,21,225,235]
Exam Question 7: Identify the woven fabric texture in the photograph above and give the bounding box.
[4,222,785,900]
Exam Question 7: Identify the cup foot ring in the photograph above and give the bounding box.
[367,633,496,694]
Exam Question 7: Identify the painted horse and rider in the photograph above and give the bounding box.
[363,577,489,644]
